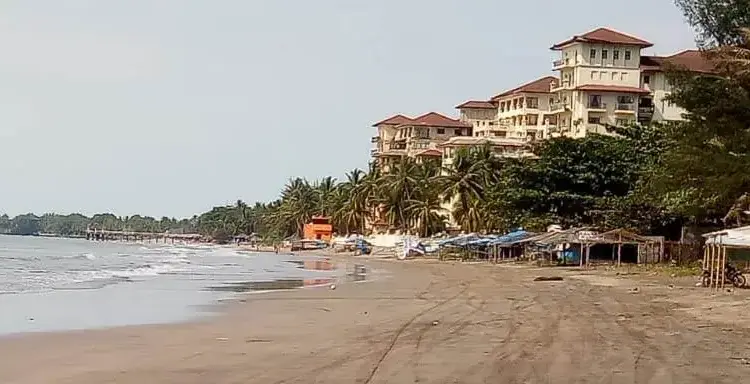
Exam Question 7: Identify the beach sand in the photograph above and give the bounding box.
[1,256,750,383]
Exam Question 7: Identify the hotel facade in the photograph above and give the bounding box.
[368,27,712,230]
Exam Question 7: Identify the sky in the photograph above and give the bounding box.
[0,0,698,219]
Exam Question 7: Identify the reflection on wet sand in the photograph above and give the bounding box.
[207,258,364,293]
[208,279,335,292]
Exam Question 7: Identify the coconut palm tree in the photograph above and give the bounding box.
[406,160,446,236]
[332,169,370,234]
[440,144,500,231]
[377,159,421,231]
[276,178,319,237]
[314,176,338,218]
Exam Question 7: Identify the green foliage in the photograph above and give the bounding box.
[674,0,750,47]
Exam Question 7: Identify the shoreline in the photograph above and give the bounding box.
[3,256,750,383]
[0,238,342,336]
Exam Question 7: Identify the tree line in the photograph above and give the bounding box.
[3,0,749,242]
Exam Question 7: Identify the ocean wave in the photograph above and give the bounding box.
[49,252,97,261]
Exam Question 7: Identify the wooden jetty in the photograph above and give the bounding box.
[85,229,203,243]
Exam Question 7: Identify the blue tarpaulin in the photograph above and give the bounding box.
[488,230,532,246]
[438,234,479,246]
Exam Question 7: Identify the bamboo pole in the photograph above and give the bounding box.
[709,243,715,289]
[714,244,721,289]
[720,244,727,290]
[702,244,708,274]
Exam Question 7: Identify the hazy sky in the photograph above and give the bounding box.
[0,0,697,218]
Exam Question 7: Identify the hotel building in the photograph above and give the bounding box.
[367,26,713,231]
[371,112,472,171]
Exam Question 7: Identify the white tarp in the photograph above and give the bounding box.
[704,226,750,247]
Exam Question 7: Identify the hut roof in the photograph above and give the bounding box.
[598,228,655,244]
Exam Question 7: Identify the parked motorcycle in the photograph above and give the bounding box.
[702,263,746,288]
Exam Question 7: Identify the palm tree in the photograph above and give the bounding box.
[332,169,370,234]
[406,160,446,236]
[314,176,337,217]
[276,178,319,237]
[377,159,420,231]
[440,144,500,232]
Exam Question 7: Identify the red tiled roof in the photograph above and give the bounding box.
[639,55,663,71]
[551,27,653,50]
[409,112,471,128]
[372,114,413,127]
[415,149,443,157]
[455,100,496,109]
[574,85,650,94]
[640,50,716,74]
[491,76,558,100]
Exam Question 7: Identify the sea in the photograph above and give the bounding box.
[0,235,340,335]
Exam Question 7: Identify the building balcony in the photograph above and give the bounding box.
[550,81,571,92]
[387,142,406,151]
[638,106,654,115]
[371,136,380,143]
[553,58,571,70]
[550,101,570,112]
[370,148,379,156]
[615,103,636,113]
[587,102,607,112]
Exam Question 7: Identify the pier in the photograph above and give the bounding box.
[85,229,203,243]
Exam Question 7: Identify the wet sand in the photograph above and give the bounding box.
[2,256,750,383]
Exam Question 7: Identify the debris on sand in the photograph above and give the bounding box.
[628,287,640,294]
[329,284,336,290]
[432,320,439,326]
[533,276,563,282]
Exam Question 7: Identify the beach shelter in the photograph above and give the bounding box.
[703,226,750,289]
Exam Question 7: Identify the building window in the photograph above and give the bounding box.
[621,72,627,81]
[588,95,602,108]
[526,97,539,108]
[437,128,445,134]
[590,49,596,59]
[611,72,617,80]
[602,49,608,60]
[588,116,601,124]
[625,50,631,60]
[591,71,597,80]
[616,118,629,126]
[617,95,635,104]
[644,75,650,84]
[613,50,620,60]
[454,128,462,136]
[599,71,606,80]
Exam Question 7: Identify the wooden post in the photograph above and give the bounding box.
[720,244,727,290]
[702,244,708,273]
[707,243,713,288]
[579,243,584,267]
[713,243,720,290]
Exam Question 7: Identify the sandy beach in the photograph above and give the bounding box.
[2,255,750,384]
